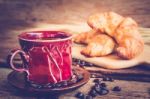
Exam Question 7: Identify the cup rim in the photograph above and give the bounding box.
[18,31,73,42]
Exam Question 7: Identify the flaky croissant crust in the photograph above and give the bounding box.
[74,12,144,59]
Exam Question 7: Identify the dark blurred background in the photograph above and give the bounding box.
[0,0,150,63]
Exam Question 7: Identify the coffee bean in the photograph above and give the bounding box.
[72,58,78,62]
[31,83,42,89]
[109,77,114,82]
[75,92,85,99]
[47,84,52,88]
[101,87,108,91]
[112,86,121,91]
[77,74,84,81]
[79,65,85,68]
[102,77,113,81]
[100,83,106,87]
[93,79,101,84]
[80,61,86,66]
[72,58,94,66]
[85,95,93,99]
[102,77,109,81]
[86,62,94,66]
[77,60,81,64]
[51,84,56,88]
[89,90,97,97]
[43,83,52,88]
[69,75,78,84]
[91,74,97,78]
[81,61,93,66]
[62,81,68,87]
[98,88,109,95]
[94,83,101,92]
[72,62,78,66]
[55,83,62,88]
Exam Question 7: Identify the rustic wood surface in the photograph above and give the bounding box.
[0,68,149,99]
[0,0,150,99]
[0,0,150,28]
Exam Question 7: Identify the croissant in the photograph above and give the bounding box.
[81,34,115,57]
[87,12,124,36]
[74,12,144,59]
[73,29,99,44]
[115,17,144,59]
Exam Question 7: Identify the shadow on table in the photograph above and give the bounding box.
[0,80,60,99]
[8,85,77,99]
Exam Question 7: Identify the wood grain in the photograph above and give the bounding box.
[0,0,150,29]
[0,68,149,99]
[0,0,150,61]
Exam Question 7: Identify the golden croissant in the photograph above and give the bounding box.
[73,29,99,44]
[74,12,144,59]
[74,30,115,57]
[87,12,144,59]
[81,34,115,57]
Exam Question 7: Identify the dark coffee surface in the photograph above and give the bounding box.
[19,31,70,40]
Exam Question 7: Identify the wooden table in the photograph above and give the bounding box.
[0,27,149,99]
[0,68,149,99]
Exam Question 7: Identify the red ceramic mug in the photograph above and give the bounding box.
[9,31,73,85]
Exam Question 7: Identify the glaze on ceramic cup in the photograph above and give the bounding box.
[9,31,72,84]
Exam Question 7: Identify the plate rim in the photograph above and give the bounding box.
[7,66,90,93]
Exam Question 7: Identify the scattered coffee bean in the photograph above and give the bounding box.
[62,81,68,86]
[102,77,113,82]
[72,58,94,66]
[89,90,97,97]
[94,83,101,91]
[102,77,109,81]
[47,84,52,88]
[93,78,101,84]
[28,68,85,89]
[77,60,81,64]
[112,86,121,91]
[80,61,86,66]
[75,92,85,99]
[72,62,77,66]
[100,83,107,87]
[94,83,101,86]
[51,84,56,88]
[97,88,109,95]
[109,77,114,82]
[77,74,84,81]
[43,83,52,88]
[69,75,78,84]
[31,83,42,89]
[85,95,93,99]
[79,65,85,68]
[55,83,62,88]
[91,74,97,78]
[72,58,78,62]
[101,87,108,91]
[86,62,94,66]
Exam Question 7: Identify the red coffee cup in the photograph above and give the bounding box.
[8,31,73,85]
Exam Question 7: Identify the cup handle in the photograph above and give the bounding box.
[9,49,29,72]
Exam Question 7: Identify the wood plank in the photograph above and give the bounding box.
[60,78,150,99]
[0,68,149,99]
[0,0,150,27]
